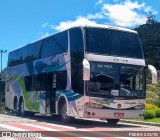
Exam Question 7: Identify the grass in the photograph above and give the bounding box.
[131,118,160,123]
[0,105,6,114]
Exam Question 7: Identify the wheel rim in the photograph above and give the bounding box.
[62,103,68,119]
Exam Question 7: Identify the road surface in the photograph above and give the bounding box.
[0,114,159,140]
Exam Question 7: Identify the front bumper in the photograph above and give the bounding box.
[83,105,144,119]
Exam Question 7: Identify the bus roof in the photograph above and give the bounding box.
[9,24,137,53]
[66,24,137,34]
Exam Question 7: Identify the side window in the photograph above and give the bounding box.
[42,31,68,58]
[70,28,84,52]
[32,73,47,91]
[70,28,84,94]
[8,41,41,66]
[57,70,67,90]
[23,41,41,62]
[71,66,83,93]
[8,50,21,66]
[25,76,32,91]
[25,73,47,91]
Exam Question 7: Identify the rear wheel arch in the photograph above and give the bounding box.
[13,96,18,110]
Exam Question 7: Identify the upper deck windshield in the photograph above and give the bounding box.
[85,27,143,59]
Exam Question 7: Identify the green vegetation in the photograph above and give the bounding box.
[144,110,155,119]
[143,118,160,123]
[134,23,160,70]
[134,22,160,122]
[133,118,160,123]
[0,105,6,114]
[155,100,160,108]
[145,103,159,110]
[155,109,160,118]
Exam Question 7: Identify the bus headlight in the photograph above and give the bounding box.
[134,105,145,110]
[86,102,103,109]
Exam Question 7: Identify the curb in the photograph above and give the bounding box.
[120,119,160,127]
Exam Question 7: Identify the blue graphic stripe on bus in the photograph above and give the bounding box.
[93,98,116,105]
[34,61,47,74]
[56,90,82,101]
[40,92,47,100]
[70,101,79,115]
[34,60,69,74]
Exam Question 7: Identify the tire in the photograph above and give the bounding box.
[14,99,19,115]
[60,101,73,123]
[19,99,26,116]
[26,112,35,117]
[107,119,119,125]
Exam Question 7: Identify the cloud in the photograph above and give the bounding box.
[39,31,50,39]
[51,16,98,31]
[124,0,145,10]
[41,22,49,28]
[95,0,156,27]
[96,0,103,5]
[102,1,147,27]
[87,12,105,19]
[44,0,157,32]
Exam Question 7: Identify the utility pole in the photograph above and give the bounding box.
[0,50,7,79]
[0,50,7,111]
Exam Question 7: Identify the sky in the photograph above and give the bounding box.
[0,0,160,69]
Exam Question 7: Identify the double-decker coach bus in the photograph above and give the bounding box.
[5,24,157,124]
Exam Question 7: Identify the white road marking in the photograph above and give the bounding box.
[44,123,142,140]
[23,123,104,140]
[0,124,61,140]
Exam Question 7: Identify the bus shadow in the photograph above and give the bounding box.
[23,114,142,129]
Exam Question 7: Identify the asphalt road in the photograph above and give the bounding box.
[0,113,159,140]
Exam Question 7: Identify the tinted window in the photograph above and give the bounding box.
[8,41,42,66]
[57,70,67,90]
[70,28,84,52]
[25,76,32,91]
[71,65,83,93]
[25,73,47,91]
[70,28,84,94]
[85,28,143,59]
[41,31,68,58]
[24,41,41,62]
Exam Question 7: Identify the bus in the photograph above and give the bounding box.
[5,24,157,124]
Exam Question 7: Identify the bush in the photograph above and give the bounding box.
[144,110,155,119]
[155,100,160,108]
[146,84,157,93]
[145,103,159,110]
[155,109,160,118]
[146,91,159,103]
[146,98,157,104]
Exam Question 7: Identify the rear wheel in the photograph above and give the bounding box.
[19,99,35,117]
[107,119,119,125]
[19,99,26,116]
[60,101,73,123]
[13,98,19,115]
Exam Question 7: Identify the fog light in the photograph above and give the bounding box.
[117,104,121,108]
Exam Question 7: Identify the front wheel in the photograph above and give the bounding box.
[60,102,73,123]
[107,119,119,125]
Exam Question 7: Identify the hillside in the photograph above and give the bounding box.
[134,22,160,70]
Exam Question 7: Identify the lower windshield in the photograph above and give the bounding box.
[86,62,146,99]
